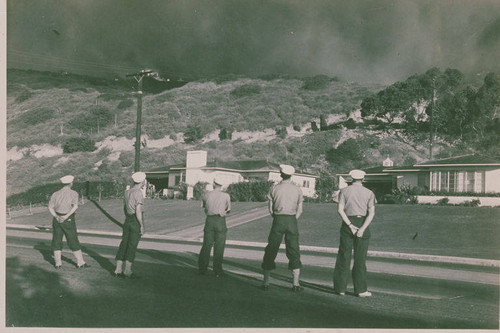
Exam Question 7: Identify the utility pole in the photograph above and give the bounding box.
[429,78,436,160]
[126,69,153,172]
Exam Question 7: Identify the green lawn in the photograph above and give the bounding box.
[8,199,500,260]
[229,203,500,260]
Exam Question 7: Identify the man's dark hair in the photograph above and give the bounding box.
[281,172,291,180]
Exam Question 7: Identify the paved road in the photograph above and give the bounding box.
[6,228,499,329]
[165,206,270,239]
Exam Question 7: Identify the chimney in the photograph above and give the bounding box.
[186,150,207,168]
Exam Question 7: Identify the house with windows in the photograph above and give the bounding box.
[146,150,318,199]
[337,154,500,201]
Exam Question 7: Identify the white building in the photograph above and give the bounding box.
[146,150,318,199]
[337,154,500,200]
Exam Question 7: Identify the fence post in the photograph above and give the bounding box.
[7,208,11,219]
[29,202,33,215]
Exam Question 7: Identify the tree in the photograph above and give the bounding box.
[184,124,204,143]
[325,139,364,165]
[311,121,319,132]
[470,73,500,139]
[315,173,337,202]
[319,115,328,131]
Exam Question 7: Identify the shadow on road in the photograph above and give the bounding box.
[90,199,123,229]
[6,249,495,329]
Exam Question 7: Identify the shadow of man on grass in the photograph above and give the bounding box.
[89,199,123,229]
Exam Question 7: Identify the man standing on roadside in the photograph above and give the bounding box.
[261,164,304,292]
[333,169,376,297]
[114,172,147,279]
[198,176,231,277]
[48,175,89,269]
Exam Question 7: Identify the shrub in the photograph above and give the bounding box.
[315,173,337,202]
[275,126,287,139]
[175,183,188,199]
[68,106,114,132]
[117,99,134,110]
[63,137,97,153]
[344,118,357,129]
[230,84,262,98]
[184,124,204,143]
[381,184,418,204]
[459,199,481,207]
[437,197,450,205]
[15,90,33,103]
[325,139,364,165]
[194,182,209,200]
[19,108,55,125]
[227,181,273,202]
[301,75,331,90]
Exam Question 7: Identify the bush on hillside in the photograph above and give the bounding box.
[301,75,331,90]
[63,137,97,153]
[230,84,262,98]
[19,107,55,125]
[117,99,134,110]
[325,139,364,165]
[68,106,114,133]
[15,90,33,103]
[227,181,273,202]
[184,124,204,143]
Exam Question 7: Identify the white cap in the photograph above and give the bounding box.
[213,175,224,186]
[280,164,295,176]
[349,169,366,180]
[60,175,74,184]
[131,172,147,183]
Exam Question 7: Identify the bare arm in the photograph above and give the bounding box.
[296,201,303,219]
[136,204,145,234]
[61,204,78,222]
[356,206,375,238]
[268,199,274,216]
[337,201,359,234]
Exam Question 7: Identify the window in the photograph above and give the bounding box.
[303,180,310,188]
[174,175,181,186]
[431,170,484,193]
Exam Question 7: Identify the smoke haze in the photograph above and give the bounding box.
[7,0,500,84]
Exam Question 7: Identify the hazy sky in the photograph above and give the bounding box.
[6,0,500,84]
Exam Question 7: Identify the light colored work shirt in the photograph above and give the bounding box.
[267,179,303,215]
[124,186,144,215]
[48,187,78,214]
[203,189,231,216]
[339,182,376,216]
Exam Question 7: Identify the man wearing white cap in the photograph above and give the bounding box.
[198,175,231,277]
[48,175,89,269]
[114,171,147,279]
[261,164,304,292]
[333,169,376,297]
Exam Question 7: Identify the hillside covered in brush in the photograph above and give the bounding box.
[6,68,499,196]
